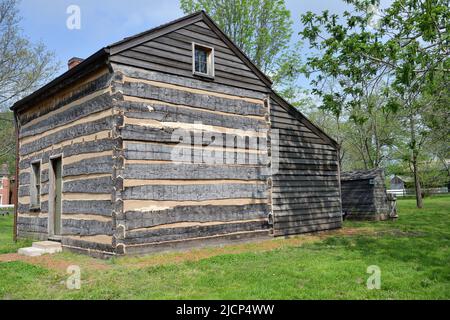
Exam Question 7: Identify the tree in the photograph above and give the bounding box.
[0,0,58,111]
[0,0,58,176]
[299,0,449,208]
[0,111,14,175]
[180,0,303,95]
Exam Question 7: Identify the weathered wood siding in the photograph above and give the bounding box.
[341,170,390,220]
[16,67,117,249]
[110,63,272,254]
[270,97,342,236]
[109,21,269,94]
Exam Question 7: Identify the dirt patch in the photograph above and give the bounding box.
[118,227,376,269]
[0,253,109,272]
[0,227,377,272]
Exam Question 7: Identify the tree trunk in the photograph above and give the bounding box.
[412,152,423,209]
[409,113,423,209]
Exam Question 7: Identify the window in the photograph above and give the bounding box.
[0,179,3,189]
[192,43,214,78]
[30,162,41,209]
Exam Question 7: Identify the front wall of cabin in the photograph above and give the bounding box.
[110,65,272,254]
[16,67,119,254]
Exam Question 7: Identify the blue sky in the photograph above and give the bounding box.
[17,0,387,88]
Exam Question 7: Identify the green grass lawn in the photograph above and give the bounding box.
[0,196,449,299]
[0,209,31,254]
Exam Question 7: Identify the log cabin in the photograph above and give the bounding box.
[11,11,342,257]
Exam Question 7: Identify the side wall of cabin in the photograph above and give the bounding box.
[270,97,343,236]
[16,67,119,255]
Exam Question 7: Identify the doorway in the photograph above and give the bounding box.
[49,157,62,238]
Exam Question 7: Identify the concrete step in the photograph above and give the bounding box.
[32,241,62,254]
[18,247,46,257]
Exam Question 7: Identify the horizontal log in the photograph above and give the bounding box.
[19,138,117,170]
[124,142,269,165]
[113,64,266,100]
[123,183,268,201]
[63,156,114,177]
[120,100,267,131]
[63,200,113,216]
[123,220,269,245]
[123,230,271,255]
[62,219,113,236]
[116,81,265,116]
[120,124,267,150]
[20,92,114,138]
[124,163,269,180]
[63,176,114,194]
[19,116,115,156]
[121,203,270,230]
[61,236,114,253]
[19,72,112,125]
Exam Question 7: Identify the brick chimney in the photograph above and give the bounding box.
[68,57,84,70]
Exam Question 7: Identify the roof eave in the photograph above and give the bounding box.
[11,48,110,112]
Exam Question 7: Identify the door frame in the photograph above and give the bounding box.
[48,154,63,239]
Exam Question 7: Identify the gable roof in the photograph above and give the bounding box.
[10,11,338,149]
[107,11,273,87]
[11,11,271,112]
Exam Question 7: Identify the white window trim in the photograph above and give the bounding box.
[192,42,215,79]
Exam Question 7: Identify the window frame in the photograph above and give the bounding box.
[192,42,215,79]
[30,160,42,211]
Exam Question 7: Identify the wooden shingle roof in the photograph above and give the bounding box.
[340,169,384,181]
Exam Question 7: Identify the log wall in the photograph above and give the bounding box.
[16,67,117,253]
[110,64,272,254]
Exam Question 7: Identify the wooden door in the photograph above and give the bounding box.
[50,157,62,237]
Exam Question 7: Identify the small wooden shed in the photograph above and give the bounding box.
[340,169,395,220]
[11,12,342,257]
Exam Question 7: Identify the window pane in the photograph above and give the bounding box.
[195,47,208,74]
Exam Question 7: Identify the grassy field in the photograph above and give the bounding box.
[0,196,449,299]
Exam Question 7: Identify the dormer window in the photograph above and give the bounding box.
[192,43,214,78]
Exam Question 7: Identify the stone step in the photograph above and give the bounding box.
[32,241,62,254]
[18,247,46,257]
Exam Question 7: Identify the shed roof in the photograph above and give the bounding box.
[340,169,384,181]
[391,175,413,183]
